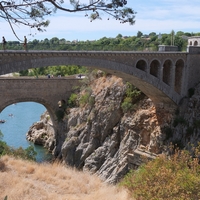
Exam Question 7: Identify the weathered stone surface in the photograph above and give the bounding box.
[166,83,200,148]
[57,73,172,183]
[26,111,55,152]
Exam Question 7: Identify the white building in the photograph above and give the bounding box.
[188,36,200,46]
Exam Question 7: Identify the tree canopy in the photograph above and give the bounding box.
[0,0,135,40]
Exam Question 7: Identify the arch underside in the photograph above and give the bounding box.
[1,56,183,106]
[0,97,57,128]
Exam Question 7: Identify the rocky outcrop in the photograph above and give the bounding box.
[29,71,194,183]
[56,73,173,183]
[26,111,55,152]
[164,83,200,149]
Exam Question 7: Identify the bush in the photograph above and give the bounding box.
[121,82,143,113]
[79,92,90,107]
[8,146,37,161]
[0,140,37,161]
[68,93,78,107]
[125,82,141,99]
[120,147,200,200]
[0,141,10,156]
[121,97,133,113]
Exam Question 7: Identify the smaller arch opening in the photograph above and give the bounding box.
[136,60,147,72]
[175,59,184,94]
[194,41,198,46]
[163,60,172,86]
[150,60,160,78]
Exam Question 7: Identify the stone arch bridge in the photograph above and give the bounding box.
[0,49,200,127]
[0,77,81,129]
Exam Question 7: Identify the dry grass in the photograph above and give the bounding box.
[0,155,131,200]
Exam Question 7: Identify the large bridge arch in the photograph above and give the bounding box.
[29,56,181,106]
[0,51,189,107]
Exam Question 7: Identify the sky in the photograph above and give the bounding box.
[1,0,200,42]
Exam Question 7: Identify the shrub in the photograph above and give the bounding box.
[125,82,141,99]
[88,95,95,106]
[121,82,143,113]
[120,147,200,200]
[0,140,37,161]
[8,146,37,161]
[121,97,133,113]
[68,93,78,107]
[79,92,90,107]
[0,141,10,156]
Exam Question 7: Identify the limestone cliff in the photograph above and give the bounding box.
[27,71,173,183]
[27,71,200,183]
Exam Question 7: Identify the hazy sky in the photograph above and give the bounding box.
[1,0,200,42]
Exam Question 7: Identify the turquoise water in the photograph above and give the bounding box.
[0,102,52,162]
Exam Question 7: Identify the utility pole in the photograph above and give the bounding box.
[171,30,175,46]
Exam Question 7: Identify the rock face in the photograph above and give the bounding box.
[26,111,55,152]
[28,71,200,184]
[165,83,200,149]
[55,73,173,183]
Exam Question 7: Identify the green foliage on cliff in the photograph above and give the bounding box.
[121,82,142,113]
[121,97,133,113]
[120,146,200,199]
[79,92,91,107]
[68,93,78,108]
